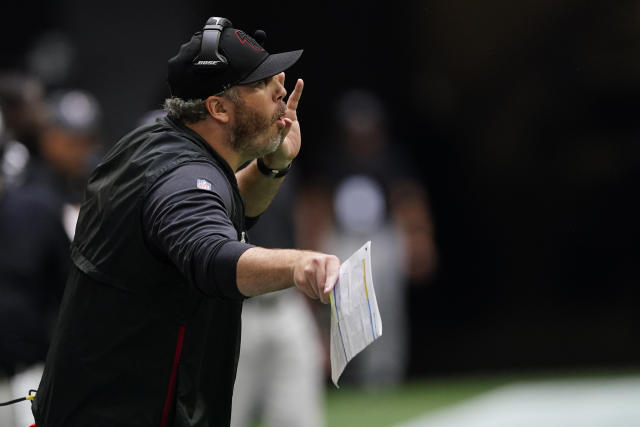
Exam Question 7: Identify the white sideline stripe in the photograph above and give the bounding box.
[392,376,640,427]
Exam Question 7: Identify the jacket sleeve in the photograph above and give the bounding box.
[141,161,253,300]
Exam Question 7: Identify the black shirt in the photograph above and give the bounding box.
[143,161,255,299]
[33,117,256,427]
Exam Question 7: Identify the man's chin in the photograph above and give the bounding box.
[261,133,283,154]
[242,134,281,159]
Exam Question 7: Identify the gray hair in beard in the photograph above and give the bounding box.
[228,95,286,157]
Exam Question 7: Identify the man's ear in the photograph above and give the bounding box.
[205,96,231,123]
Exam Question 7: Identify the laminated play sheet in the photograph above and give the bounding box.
[329,240,383,387]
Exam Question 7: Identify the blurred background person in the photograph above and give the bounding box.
[0,72,48,188]
[0,81,103,427]
[231,171,326,427]
[1,76,103,237]
[298,88,438,390]
[38,89,104,237]
[0,73,65,427]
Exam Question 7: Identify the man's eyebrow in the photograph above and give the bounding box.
[255,76,272,85]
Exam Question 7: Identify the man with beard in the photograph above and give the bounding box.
[33,17,340,427]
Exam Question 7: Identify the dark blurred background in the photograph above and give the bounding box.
[3,0,639,379]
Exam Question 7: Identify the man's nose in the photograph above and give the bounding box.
[274,72,286,100]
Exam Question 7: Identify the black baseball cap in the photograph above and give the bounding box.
[168,17,303,100]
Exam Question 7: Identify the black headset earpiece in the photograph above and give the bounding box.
[194,17,233,69]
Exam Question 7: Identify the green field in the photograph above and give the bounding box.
[324,368,640,427]
[325,374,512,427]
[247,368,640,427]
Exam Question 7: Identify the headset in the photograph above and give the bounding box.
[193,17,233,69]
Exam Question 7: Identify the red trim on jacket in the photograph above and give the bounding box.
[160,325,186,427]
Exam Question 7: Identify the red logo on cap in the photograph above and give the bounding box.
[234,30,265,52]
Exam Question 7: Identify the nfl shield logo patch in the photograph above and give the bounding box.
[196,178,212,191]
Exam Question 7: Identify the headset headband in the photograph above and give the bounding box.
[193,17,233,69]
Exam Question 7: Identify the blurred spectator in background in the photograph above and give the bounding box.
[0,72,65,427]
[0,79,103,427]
[0,72,48,187]
[1,76,103,235]
[298,89,438,390]
[39,89,104,236]
[231,171,325,427]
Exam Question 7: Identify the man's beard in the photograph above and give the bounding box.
[229,98,287,159]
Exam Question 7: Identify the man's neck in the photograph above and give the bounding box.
[185,121,244,171]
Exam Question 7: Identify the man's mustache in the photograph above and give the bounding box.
[272,101,287,122]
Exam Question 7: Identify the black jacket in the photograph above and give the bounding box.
[33,117,254,427]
